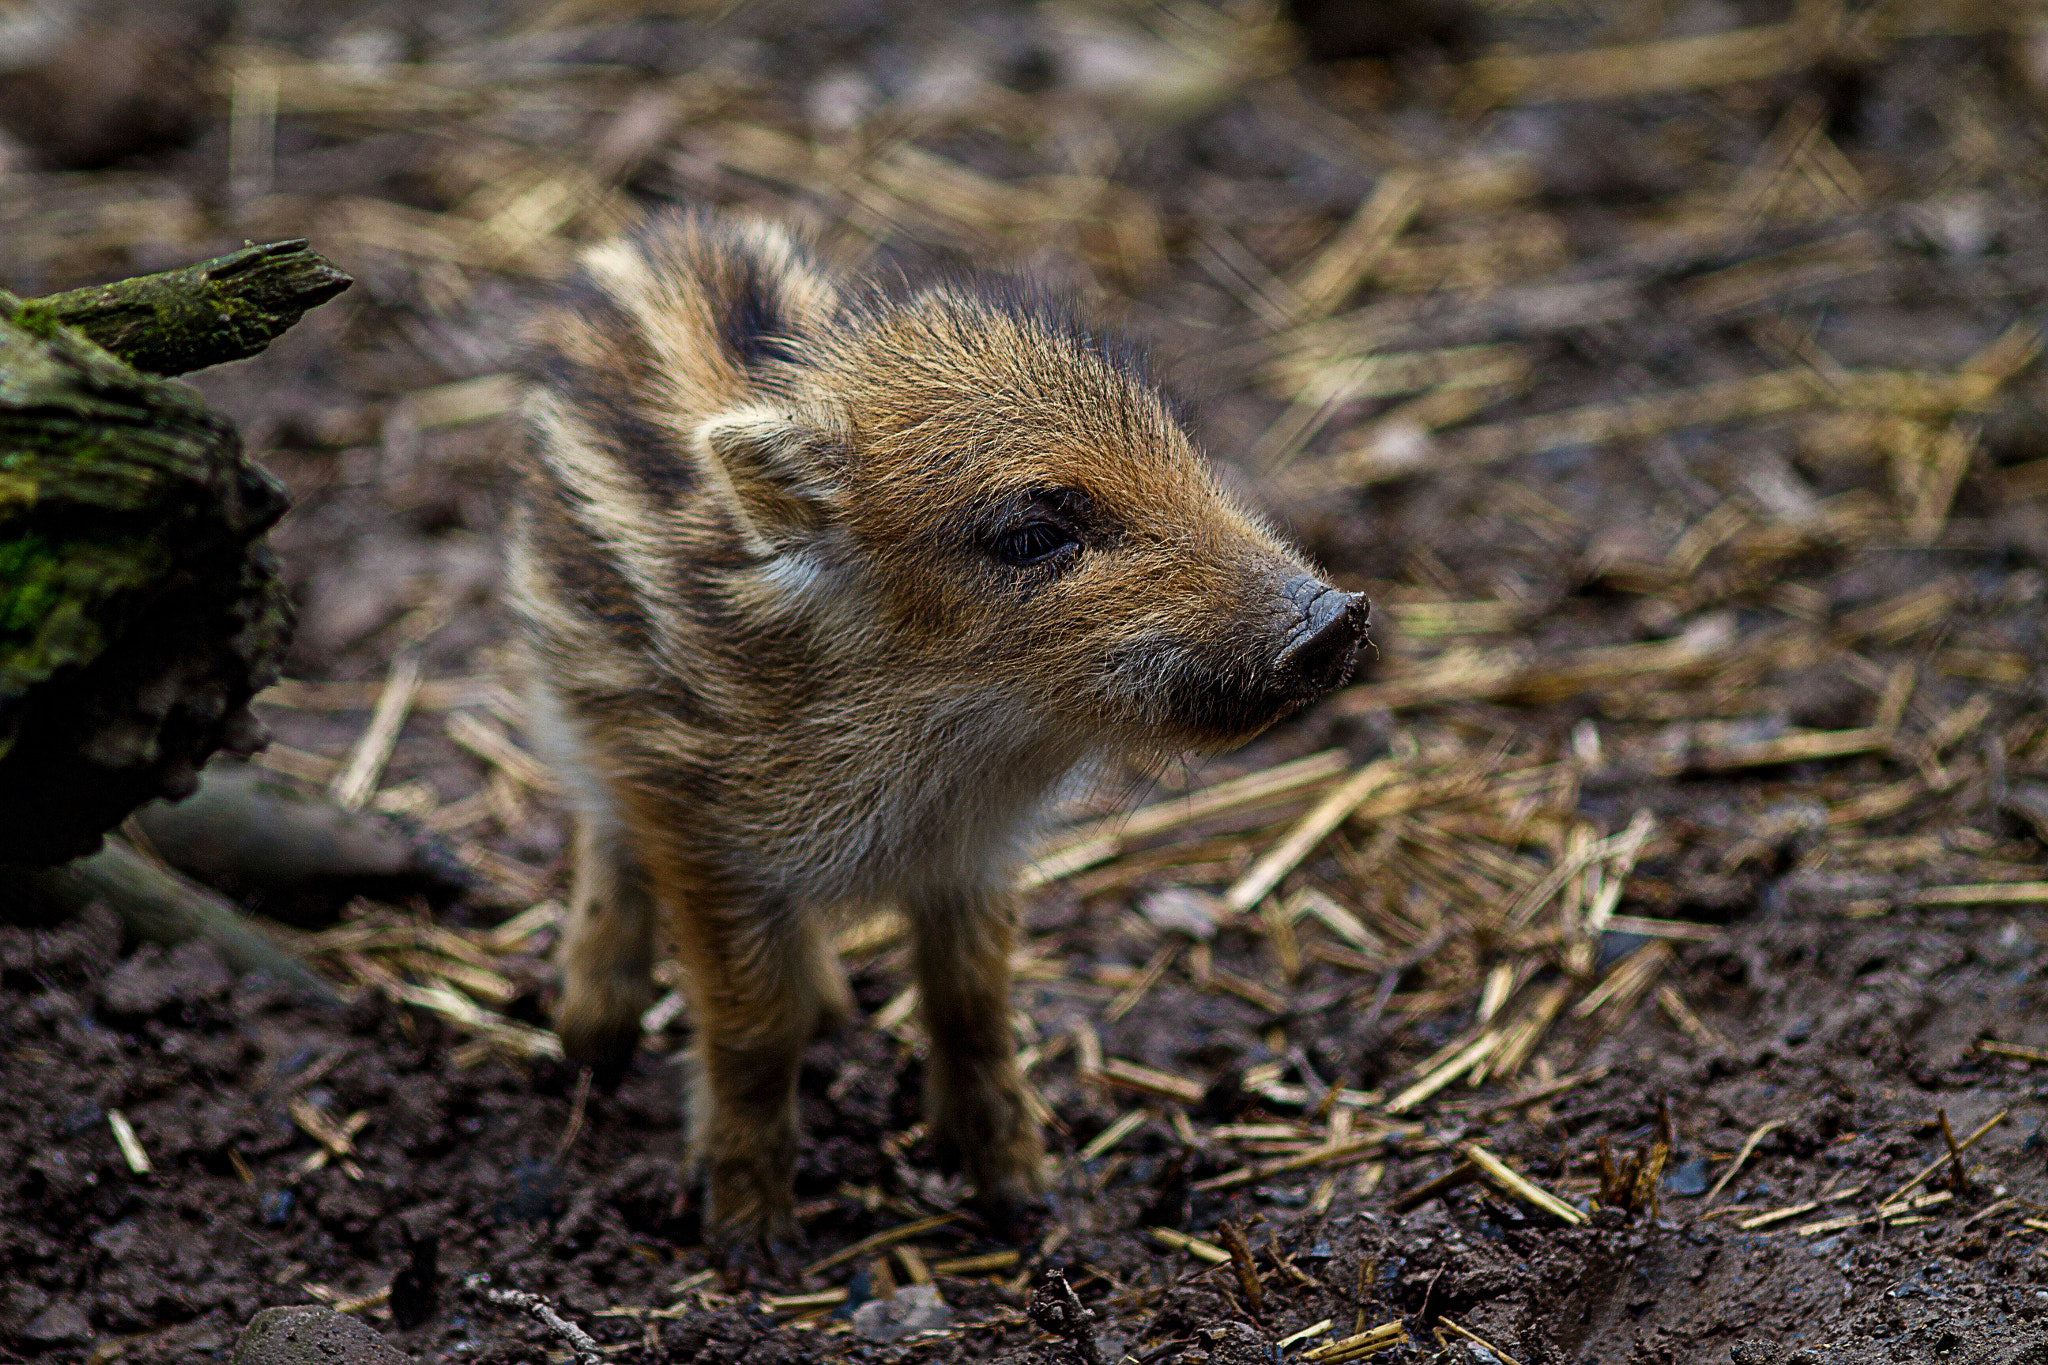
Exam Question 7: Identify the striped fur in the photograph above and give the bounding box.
[506,209,1368,1248]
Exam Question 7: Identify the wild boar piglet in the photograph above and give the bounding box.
[506,210,1369,1248]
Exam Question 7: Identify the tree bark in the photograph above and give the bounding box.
[0,242,350,866]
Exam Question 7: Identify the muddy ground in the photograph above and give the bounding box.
[7,1,2048,1363]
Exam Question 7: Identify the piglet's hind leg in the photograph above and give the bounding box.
[555,814,657,1090]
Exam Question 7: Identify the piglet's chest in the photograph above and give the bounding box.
[700,699,1079,900]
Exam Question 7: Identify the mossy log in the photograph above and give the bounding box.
[16,239,352,378]
[0,242,351,866]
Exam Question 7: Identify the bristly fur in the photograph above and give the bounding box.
[506,208,1368,1246]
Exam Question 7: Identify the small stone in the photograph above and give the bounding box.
[259,1189,294,1226]
[231,1305,412,1365]
[1138,887,1220,940]
[90,1221,142,1256]
[803,71,875,136]
[1663,1157,1712,1197]
[5,1284,50,1324]
[1901,191,1996,258]
[1192,1322,1270,1365]
[59,1102,104,1137]
[23,1300,92,1346]
[1993,1337,2048,1365]
[849,1285,953,1343]
[494,1158,563,1225]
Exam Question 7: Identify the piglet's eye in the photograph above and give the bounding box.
[992,520,1078,567]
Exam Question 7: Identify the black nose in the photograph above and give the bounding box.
[1275,576,1370,694]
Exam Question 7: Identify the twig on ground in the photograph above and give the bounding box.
[1704,1119,1783,1204]
[1302,1320,1407,1362]
[1191,1134,1388,1193]
[1026,1267,1106,1365]
[107,1111,152,1175]
[1148,1227,1232,1264]
[16,840,340,1006]
[330,650,424,810]
[465,1274,604,1365]
[1217,1221,1263,1318]
[804,1212,962,1276]
[1465,1145,1586,1225]
[552,1067,593,1166]
[1879,1109,2006,1209]
[1937,1109,1973,1195]
[1438,1316,1525,1365]
[1389,1160,1481,1214]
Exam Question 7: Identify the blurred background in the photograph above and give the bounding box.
[8,2,2048,1359]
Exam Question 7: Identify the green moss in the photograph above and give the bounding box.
[0,534,62,632]
[0,242,333,839]
[0,529,169,701]
[9,302,64,342]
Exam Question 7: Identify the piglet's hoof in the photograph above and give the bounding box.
[713,1225,805,1291]
[552,1017,640,1093]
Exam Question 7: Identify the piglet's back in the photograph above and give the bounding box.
[519,213,839,511]
[506,213,840,697]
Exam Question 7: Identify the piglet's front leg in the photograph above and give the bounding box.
[630,829,845,1262]
[675,901,850,1256]
[908,886,1047,1223]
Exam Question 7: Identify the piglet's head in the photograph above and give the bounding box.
[687,283,1370,753]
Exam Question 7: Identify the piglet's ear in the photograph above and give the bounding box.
[692,405,839,557]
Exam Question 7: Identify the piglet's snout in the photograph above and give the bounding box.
[1274,575,1370,695]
